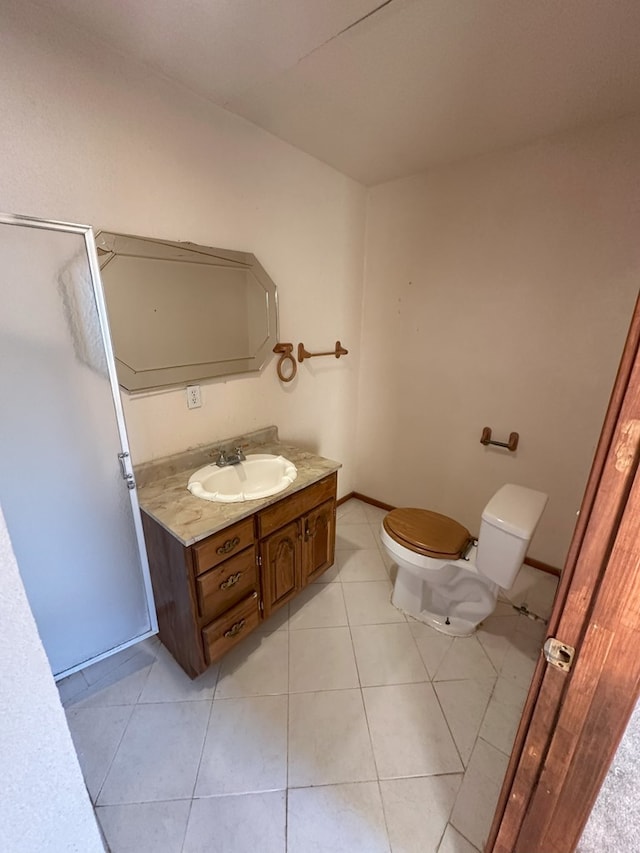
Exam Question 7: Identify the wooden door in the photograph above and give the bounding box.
[487,293,640,852]
[260,520,302,618]
[302,499,336,584]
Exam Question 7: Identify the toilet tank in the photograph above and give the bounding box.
[475,484,548,588]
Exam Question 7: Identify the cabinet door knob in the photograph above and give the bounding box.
[223,619,246,638]
[217,536,241,555]
[219,572,242,590]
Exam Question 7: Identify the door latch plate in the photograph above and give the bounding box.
[118,451,136,490]
[543,637,575,672]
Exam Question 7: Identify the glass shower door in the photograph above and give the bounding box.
[0,214,157,678]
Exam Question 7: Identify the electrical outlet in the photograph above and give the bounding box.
[186,385,202,409]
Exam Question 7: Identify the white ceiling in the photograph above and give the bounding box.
[36,0,640,185]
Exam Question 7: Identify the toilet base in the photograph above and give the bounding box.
[391,586,478,637]
[390,562,498,638]
[391,598,478,637]
[397,603,477,638]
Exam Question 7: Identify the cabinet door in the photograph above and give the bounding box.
[302,499,336,584]
[260,520,302,618]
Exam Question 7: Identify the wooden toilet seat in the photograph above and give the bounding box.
[383,508,472,559]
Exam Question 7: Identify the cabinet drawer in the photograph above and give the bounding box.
[202,592,260,664]
[193,517,255,575]
[196,547,257,620]
[257,473,337,538]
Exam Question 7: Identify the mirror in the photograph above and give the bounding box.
[96,231,278,392]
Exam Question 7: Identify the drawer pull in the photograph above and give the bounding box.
[220,571,242,590]
[217,536,241,555]
[224,619,246,638]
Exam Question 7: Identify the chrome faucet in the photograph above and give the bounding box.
[215,446,246,467]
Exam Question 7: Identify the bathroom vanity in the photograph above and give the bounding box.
[136,428,340,677]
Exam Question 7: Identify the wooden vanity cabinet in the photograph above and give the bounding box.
[259,498,336,617]
[141,471,337,677]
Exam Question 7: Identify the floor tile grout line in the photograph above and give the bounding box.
[343,577,364,694]
[75,643,162,797]
[405,615,445,681]
[284,594,293,851]
[450,821,483,852]
[99,794,209,805]
[188,693,216,803]
[286,613,291,798]
[374,777,394,853]
[91,702,137,807]
[92,805,112,853]
[435,823,448,853]
[284,786,289,853]
[179,797,196,853]
[448,731,512,851]
[430,679,468,775]
[190,786,287,799]
[476,732,512,757]
[289,773,461,790]
[410,604,499,776]
[427,635,500,779]
[354,662,385,787]
[435,773,469,853]
[467,674,502,766]
[284,595,291,850]
[210,641,224,702]
[367,516,395,572]
[339,551,387,793]
[95,698,214,809]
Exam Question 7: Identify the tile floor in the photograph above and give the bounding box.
[59,498,559,853]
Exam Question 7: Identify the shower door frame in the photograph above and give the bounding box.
[0,212,157,679]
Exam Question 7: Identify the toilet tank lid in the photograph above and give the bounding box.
[481,484,548,540]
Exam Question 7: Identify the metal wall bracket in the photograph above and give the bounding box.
[543,637,575,672]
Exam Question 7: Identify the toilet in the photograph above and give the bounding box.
[380,484,548,637]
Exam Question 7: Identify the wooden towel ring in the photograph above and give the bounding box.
[273,343,297,383]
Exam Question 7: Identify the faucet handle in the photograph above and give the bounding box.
[234,446,246,461]
[217,449,228,466]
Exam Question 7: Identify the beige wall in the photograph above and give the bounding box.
[0,1,366,493]
[356,117,640,567]
[4,3,639,843]
[3,4,639,578]
[0,6,364,839]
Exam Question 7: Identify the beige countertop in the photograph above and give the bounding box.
[135,426,341,547]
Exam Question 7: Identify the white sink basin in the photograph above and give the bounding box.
[187,454,297,503]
